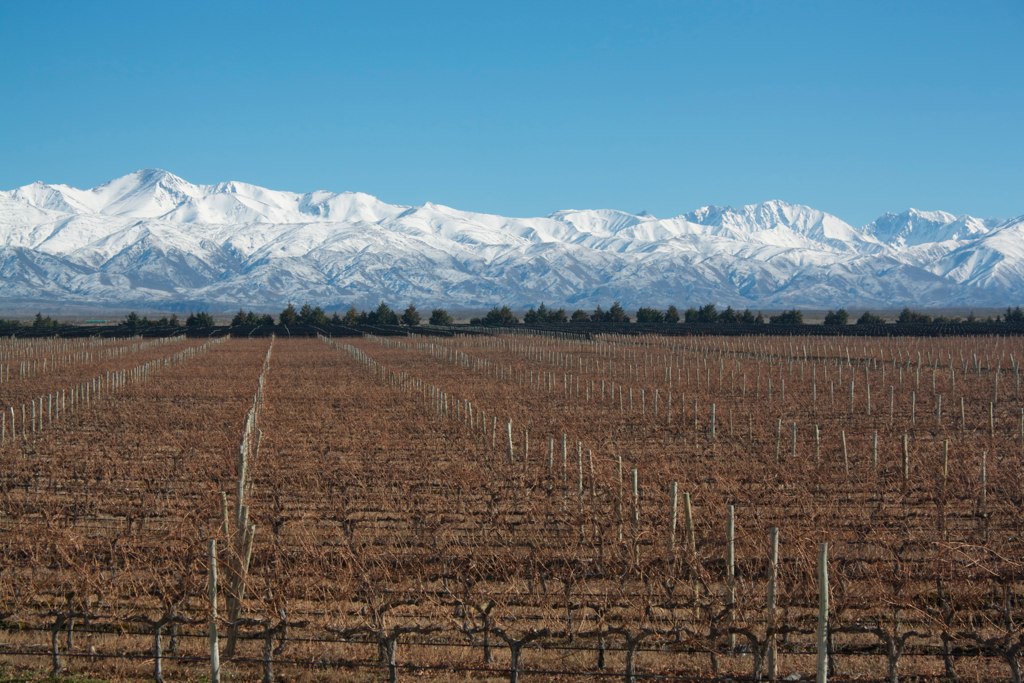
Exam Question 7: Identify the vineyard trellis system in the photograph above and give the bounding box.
[1,332,1024,682]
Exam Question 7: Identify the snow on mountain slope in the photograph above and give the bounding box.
[685,200,883,252]
[865,208,998,247]
[931,216,1024,289]
[0,170,1018,311]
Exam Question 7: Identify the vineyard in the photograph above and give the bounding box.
[1,331,1024,682]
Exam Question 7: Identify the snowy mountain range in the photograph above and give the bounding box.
[0,169,1020,313]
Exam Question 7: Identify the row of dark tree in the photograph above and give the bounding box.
[268,302,453,328]
[227,301,1017,330]
[505,303,1023,327]
[4,304,1022,333]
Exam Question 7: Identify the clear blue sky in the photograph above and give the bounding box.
[2,0,1021,226]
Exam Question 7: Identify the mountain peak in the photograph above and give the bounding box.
[0,169,1020,310]
[865,208,994,247]
[114,168,187,187]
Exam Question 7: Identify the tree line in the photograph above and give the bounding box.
[4,304,1022,332]
[489,303,1024,327]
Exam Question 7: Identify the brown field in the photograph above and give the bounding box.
[1,332,1023,682]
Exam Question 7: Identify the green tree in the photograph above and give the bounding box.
[310,306,328,326]
[635,307,665,323]
[823,309,849,326]
[122,311,143,331]
[1004,306,1024,323]
[32,312,58,329]
[857,311,886,325]
[186,312,215,328]
[298,304,328,326]
[367,302,399,325]
[571,309,590,323]
[769,309,803,325]
[664,305,680,323]
[482,305,519,324]
[279,303,299,326]
[401,305,421,326]
[525,303,568,323]
[896,307,932,324]
[686,303,719,323]
[607,301,630,323]
[342,306,361,325]
[231,309,248,326]
[429,308,454,326]
[547,307,568,323]
[738,309,758,324]
[718,306,738,324]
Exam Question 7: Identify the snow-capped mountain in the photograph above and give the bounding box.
[0,169,1019,313]
[864,208,1000,248]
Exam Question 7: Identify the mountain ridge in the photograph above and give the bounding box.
[0,170,1019,312]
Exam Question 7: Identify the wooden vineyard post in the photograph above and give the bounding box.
[902,434,910,489]
[585,449,596,498]
[506,420,514,465]
[841,431,849,477]
[631,468,639,525]
[220,492,229,536]
[775,418,782,462]
[816,542,829,683]
[153,619,165,683]
[548,438,554,480]
[208,539,221,683]
[726,503,736,652]
[226,516,256,655]
[872,431,878,471]
[683,492,696,562]
[667,481,678,565]
[577,443,584,497]
[767,527,780,681]
[942,440,949,481]
[617,455,624,542]
[979,450,988,538]
[562,434,568,484]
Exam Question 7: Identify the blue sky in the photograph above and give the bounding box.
[2,0,1021,225]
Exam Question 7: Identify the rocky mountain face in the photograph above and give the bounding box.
[0,169,1019,313]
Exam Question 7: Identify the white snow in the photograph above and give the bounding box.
[0,170,1018,310]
